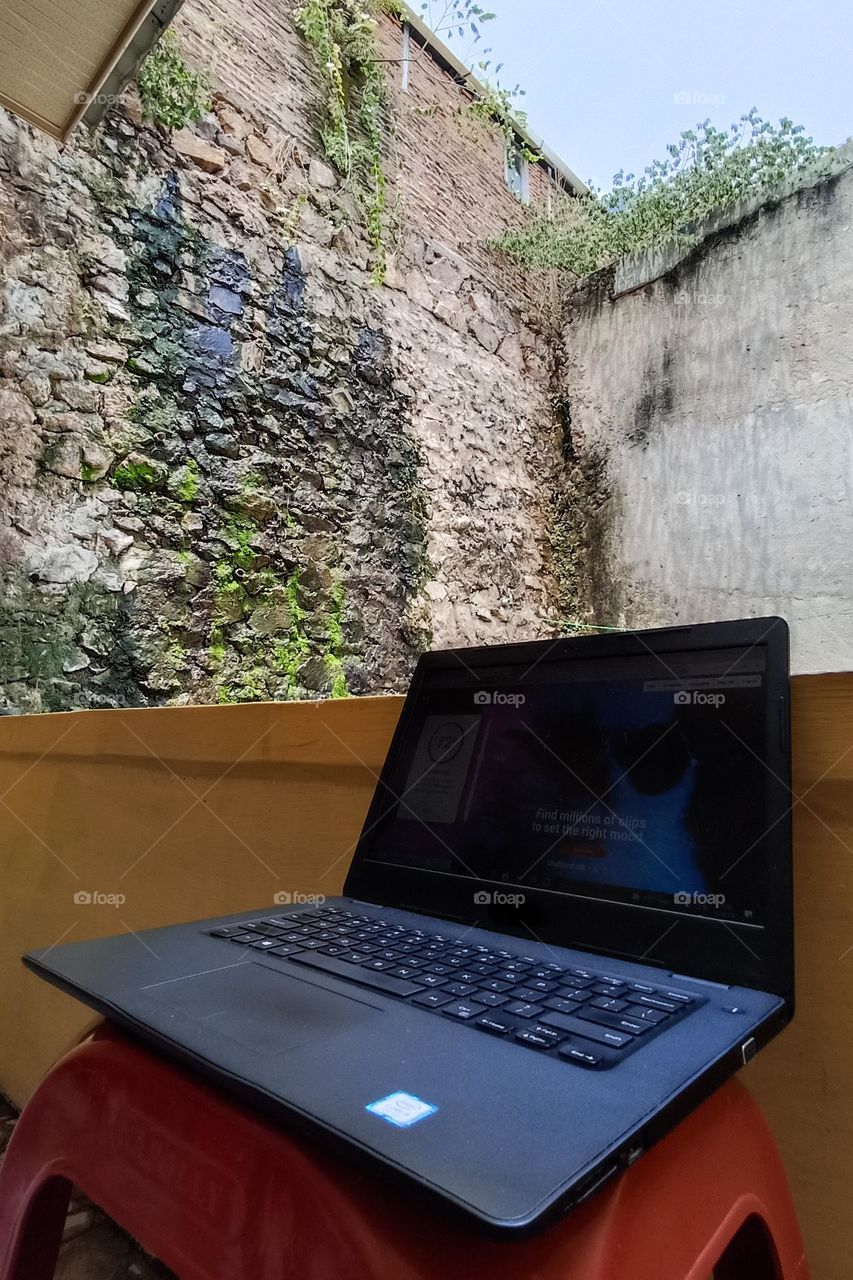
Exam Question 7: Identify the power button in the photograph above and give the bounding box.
[741,1037,757,1065]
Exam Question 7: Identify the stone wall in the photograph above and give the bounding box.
[0,1,565,713]
[558,150,853,673]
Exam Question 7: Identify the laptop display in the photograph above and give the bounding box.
[365,645,769,926]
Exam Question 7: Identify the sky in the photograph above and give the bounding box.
[430,0,853,190]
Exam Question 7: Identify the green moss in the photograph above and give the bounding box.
[223,514,258,570]
[176,458,199,503]
[112,458,161,491]
[324,575,349,698]
[273,569,310,695]
[129,393,178,437]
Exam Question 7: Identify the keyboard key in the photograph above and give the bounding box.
[558,1044,603,1068]
[504,1001,544,1019]
[442,1000,487,1021]
[634,994,678,1013]
[629,982,656,994]
[578,1008,649,1035]
[515,1027,564,1050]
[289,951,423,997]
[509,986,542,1002]
[627,1005,668,1024]
[539,1010,633,1049]
[419,973,448,988]
[210,925,251,937]
[545,995,589,1015]
[555,987,591,1003]
[527,979,559,994]
[267,943,302,957]
[477,990,509,1007]
[590,996,628,1012]
[445,982,477,997]
[229,933,260,944]
[474,1014,516,1036]
[663,990,694,1004]
[412,991,454,1009]
[250,937,280,949]
[481,979,513,993]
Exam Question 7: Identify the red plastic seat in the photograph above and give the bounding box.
[0,1023,808,1280]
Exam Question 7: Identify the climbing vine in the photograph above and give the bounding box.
[492,111,828,276]
[295,0,392,281]
[137,29,211,130]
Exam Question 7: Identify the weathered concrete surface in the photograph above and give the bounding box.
[562,154,853,673]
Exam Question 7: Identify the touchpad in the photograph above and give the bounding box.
[142,960,381,1054]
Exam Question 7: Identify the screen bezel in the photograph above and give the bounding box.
[345,618,793,1006]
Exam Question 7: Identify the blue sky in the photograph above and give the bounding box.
[431,0,853,190]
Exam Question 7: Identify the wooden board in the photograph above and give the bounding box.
[0,677,850,1275]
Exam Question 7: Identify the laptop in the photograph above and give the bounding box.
[25,617,793,1235]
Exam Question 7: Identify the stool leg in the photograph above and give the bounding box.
[713,1214,781,1280]
[0,1174,71,1280]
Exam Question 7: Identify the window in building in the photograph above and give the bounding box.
[505,140,530,203]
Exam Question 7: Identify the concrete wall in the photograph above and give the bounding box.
[561,150,853,673]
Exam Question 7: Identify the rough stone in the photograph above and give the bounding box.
[43,434,113,481]
[171,130,228,173]
[246,135,275,170]
[36,544,99,584]
[20,371,52,405]
[308,157,337,189]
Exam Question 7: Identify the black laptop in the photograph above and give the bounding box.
[25,617,793,1235]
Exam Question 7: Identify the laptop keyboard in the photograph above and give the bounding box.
[206,906,703,1070]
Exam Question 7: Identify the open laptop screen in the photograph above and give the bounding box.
[364,646,769,926]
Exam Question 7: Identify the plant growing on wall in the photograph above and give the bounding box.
[137,29,212,130]
[492,110,828,276]
[295,0,392,280]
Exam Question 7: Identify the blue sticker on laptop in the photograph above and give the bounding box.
[366,1091,438,1128]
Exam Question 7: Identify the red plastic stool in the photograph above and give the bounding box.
[0,1023,808,1280]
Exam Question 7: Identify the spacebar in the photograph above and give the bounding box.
[288,951,422,997]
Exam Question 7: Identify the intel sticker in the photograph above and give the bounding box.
[366,1091,438,1128]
